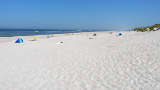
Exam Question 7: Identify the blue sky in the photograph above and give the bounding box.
[0,0,160,30]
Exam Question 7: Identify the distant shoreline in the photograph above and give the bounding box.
[0,29,128,37]
[0,30,128,43]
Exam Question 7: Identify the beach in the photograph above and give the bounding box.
[0,31,160,90]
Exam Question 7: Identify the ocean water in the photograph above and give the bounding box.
[0,29,110,37]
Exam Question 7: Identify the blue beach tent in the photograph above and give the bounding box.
[15,38,23,43]
[119,33,123,36]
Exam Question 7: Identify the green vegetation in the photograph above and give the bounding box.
[133,24,160,32]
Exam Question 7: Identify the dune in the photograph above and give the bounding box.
[0,31,160,90]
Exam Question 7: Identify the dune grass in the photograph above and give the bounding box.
[133,24,160,32]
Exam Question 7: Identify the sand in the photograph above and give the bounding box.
[0,31,160,90]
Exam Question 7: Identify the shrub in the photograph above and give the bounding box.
[133,24,160,32]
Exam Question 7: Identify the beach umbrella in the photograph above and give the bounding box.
[15,38,23,43]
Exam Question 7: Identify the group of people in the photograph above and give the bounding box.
[15,34,53,43]
[15,32,123,43]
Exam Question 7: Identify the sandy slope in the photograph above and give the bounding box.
[0,31,160,90]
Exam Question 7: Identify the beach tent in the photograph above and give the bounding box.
[119,33,123,36]
[15,38,23,43]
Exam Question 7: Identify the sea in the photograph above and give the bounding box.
[0,29,112,37]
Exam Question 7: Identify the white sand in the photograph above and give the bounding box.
[0,31,160,90]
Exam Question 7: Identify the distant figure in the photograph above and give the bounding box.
[119,33,123,36]
[47,34,52,38]
[35,30,39,33]
[89,37,94,39]
[56,41,63,45]
[93,33,97,36]
[109,32,113,34]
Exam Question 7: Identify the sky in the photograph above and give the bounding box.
[0,0,160,30]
